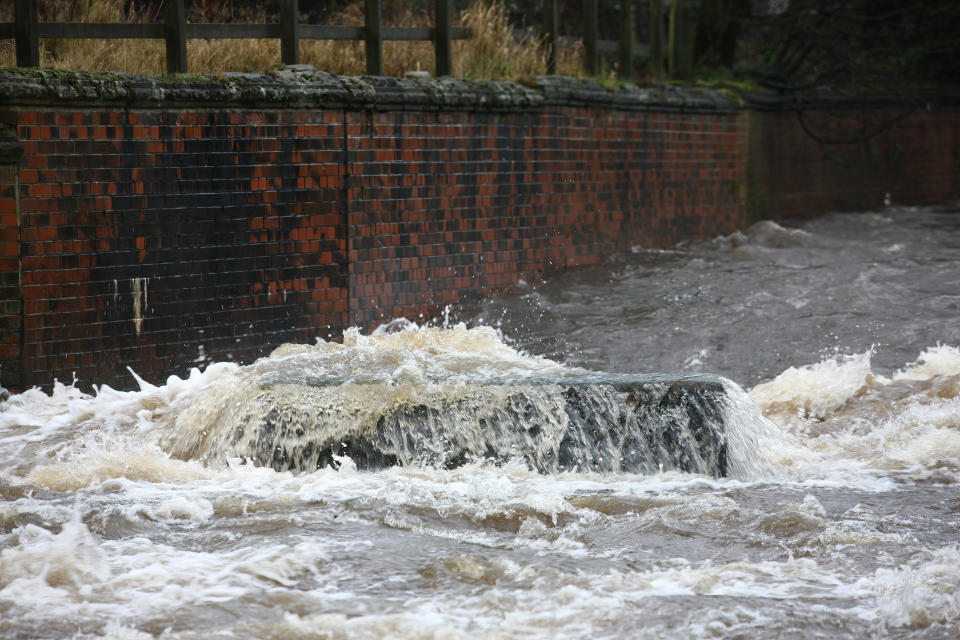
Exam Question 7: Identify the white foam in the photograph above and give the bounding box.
[874,546,960,628]
[744,220,813,248]
[91,620,155,640]
[26,444,214,491]
[895,345,960,381]
[750,350,878,427]
[231,554,867,640]
[0,361,242,484]
[0,516,109,601]
[0,510,347,625]
[140,496,215,522]
[743,346,960,485]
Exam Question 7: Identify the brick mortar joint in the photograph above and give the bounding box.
[0,66,745,114]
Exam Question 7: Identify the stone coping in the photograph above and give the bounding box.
[2,65,956,113]
[0,65,742,113]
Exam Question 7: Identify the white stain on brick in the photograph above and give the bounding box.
[131,277,149,335]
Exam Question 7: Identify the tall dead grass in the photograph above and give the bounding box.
[0,1,167,73]
[456,0,582,79]
[0,0,584,80]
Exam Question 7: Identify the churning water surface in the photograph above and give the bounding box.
[2,206,960,639]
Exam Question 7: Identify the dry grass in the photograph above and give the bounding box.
[0,0,166,73]
[0,0,586,80]
[455,0,584,79]
[298,1,430,77]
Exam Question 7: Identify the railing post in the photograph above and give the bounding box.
[280,0,300,65]
[544,0,559,74]
[583,0,598,76]
[434,0,452,76]
[364,0,383,76]
[164,0,188,74]
[668,0,693,78]
[648,0,663,77]
[619,0,633,78]
[14,0,40,68]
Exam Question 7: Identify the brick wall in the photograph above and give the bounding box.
[749,106,960,219]
[0,69,956,391]
[346,107,747,327]
[0,86,350,389]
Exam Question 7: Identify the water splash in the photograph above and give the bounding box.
[163,324,738,477]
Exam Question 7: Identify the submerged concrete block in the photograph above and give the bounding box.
[235,375,729,478]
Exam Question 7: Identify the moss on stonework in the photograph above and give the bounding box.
[1,65,950,113]
[0,65,750,113]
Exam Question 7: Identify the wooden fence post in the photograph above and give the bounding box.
[434,0,452,76]
[280,0,300,65]
[668,0,693,78]
[583,0,598,75]
[619,0,633,78]
[164,0,188,74]
[14,0,39,67]
[648,0,663,77]
[544,0,559,74]
[364,0,383,76]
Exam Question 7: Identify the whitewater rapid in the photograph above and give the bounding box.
[2,207,960,639]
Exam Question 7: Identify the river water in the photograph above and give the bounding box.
[2,206,960,639]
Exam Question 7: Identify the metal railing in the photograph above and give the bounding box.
[1,0,469,76]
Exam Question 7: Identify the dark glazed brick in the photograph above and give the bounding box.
[8,106,348,391]
[0,154,21,391]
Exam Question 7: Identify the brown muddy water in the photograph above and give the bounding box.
[2,206,960,639]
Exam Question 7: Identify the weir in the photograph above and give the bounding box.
[160,328,732,477]
[240,376,728,476]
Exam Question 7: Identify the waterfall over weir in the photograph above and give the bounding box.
[162,325,732,477]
